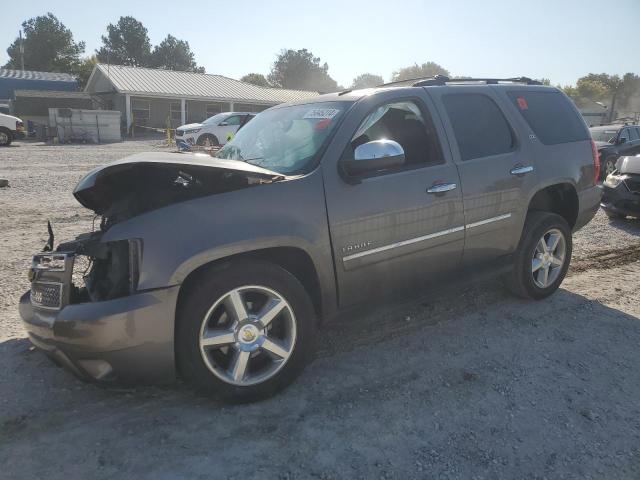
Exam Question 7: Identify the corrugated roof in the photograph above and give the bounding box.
[92,64,319,104]
[0,69,77,82]
[14,89,91,99]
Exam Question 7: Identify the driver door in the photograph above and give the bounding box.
[323,94,465,307]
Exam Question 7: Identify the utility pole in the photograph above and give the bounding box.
[18,30,25,71]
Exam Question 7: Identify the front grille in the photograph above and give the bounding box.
[176,129,184,136]
[624,177,640,194]
[31,282,63,310]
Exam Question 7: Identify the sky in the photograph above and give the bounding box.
[1,0,639,88]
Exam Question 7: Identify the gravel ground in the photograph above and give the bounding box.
[1,140,639,479]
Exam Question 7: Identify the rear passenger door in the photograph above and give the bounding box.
[428,87,539,267]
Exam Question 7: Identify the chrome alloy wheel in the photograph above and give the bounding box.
[531,228,566,288]
[198,285,297,386]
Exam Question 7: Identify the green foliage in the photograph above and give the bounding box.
[391,62,449,82]
[150,34,204,72]
[268,49,340,93]
[350,73,384,89]
[96,16,151,67]
[240,73,271,87]
[3,13,85,72]
[73,56,97,89]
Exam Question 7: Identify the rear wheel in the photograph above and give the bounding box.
[176,260,316,403]
[0,128,13,146]
[505,212,572,300]
[196,133,219,147]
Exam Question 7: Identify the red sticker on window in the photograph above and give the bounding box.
[314,118,332,130]
[516,97,528,110]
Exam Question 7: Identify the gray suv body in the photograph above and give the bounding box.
[20,77,602,402]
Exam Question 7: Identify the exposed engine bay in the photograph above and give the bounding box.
[30,153,285,308]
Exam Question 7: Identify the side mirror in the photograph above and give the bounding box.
[218,122,229,126]
[341,140,405,177]
[619,137,627,144]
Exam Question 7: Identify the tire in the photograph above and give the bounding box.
[0,128,13,146]
[176,260,316,403]
[196,133,219,147]
[601,156,617,180]
[504,212,572,300]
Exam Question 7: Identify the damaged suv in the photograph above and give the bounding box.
[20,77,601,402]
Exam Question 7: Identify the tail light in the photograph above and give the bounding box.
[16,120,24,132]
[590,140,600,185]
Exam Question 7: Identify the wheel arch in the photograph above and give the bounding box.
[176,246,324,322]
[526,182,579,229]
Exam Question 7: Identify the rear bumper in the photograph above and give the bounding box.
[574,185,602,231]
[19,285,180,383]
[600,184,640,218]
[11,130,25,139]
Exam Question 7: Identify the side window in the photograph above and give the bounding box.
[619,128,630,143]
[443,93,515,161]
[348,100,443,168]
[507,91,589,145]
[223,115,241,126]
[628,127,639,141]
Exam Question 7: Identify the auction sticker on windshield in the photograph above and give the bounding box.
[303,108,340,119]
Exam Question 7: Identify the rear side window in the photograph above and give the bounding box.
[442,93,515,161]
[629,127,639,141]
[507,91,589,145]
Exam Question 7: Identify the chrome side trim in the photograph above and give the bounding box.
[342,226,465,262]
[465,213,512,229]
[342,213,512,263]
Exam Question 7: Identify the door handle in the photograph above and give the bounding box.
[427,183,457,194]
[510,165,534,175]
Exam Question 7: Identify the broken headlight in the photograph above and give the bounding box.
[604,173,629,188]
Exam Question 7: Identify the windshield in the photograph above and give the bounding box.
[202,113,228,125]
[590,128,618,143]
[216,101,349,174]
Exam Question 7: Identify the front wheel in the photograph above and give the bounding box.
[0,128,13,146]
[505,212,572,300]
[196,133,219,147]
[176,260,316,403]
[602,156,617,180]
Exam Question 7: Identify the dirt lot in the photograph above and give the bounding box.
[1,140,640,479]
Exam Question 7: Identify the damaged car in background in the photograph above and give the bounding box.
[20,80,602,403]
[600,154,640,219]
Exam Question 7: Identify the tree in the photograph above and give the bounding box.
[96,16,151,67]
[350,73,384,89]
[391,62,449,82]
[241,73,270,87]
[268,48,340,93]
[72,55,97,89]
[3,13,85,72]
[150,34,204,72]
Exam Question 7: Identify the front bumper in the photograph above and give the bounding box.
[12,129,26,139]
[19,285,180,383]
[599,183,640,218]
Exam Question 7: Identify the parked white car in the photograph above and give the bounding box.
[175,112,256,148]
[0,112,25,146]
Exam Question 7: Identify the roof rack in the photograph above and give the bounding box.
[378,75,542,88]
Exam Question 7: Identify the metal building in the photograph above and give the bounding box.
[84,64,320,131]
[0,69,78,102]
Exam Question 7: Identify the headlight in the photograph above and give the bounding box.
[604,173,629,188]
[184,128,201,134]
